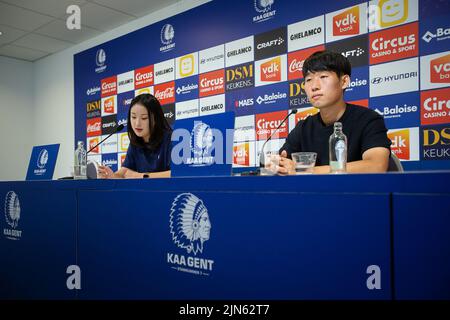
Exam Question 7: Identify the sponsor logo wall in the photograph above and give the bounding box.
[76,0,450,170]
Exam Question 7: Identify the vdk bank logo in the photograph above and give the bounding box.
[187,122,215,166]
[160,24,175,52]
[4,191,22,240]
[95,49,107,73]
[168,193,214,276]
[253,0,276,23]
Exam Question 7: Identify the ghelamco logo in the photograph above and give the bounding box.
[160,24,175,52]
[253,0,276,23]
[95,49,107,73]
[168,193,214,276]
[187,122,215,166]
[4,191,22,240]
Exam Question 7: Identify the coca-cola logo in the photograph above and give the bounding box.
[289,59,303,73]
[155,87,174,99]
[87,122,101,133]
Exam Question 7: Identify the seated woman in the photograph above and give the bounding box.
[98,93,172,179]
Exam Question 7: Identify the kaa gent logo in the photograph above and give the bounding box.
[95,49,106,73]
[188,122,214,166]
[167,193,214,276]
[170,193,211,255]
[253,0,276,23]
[37,149,49,169]
[4,191,22,240]
[160,24,175,52]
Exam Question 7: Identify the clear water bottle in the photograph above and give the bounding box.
[329,122,347,174]
[74,141,87,179]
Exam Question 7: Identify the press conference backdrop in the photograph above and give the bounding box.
[74,0,450,172]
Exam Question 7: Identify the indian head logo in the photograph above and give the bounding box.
[191,122,214,158]
[169,193,211,255]
[4,191,20,229]
[255,0,274,13]
[37,149,49,169]
[95,49,107,73]
[160,24,175,52]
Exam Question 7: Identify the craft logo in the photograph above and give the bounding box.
[86,100,101,118]
[4,191,22,240]
[163,104,175,126]
[160,24,175,52]
[102,115,117,135]
[253,0,276,23]
[422,124,450,160]
[254,27,287,60]
[199,69,225,97]
[288,45,325,80]
[233,143,250,166]
[333,6,359,36]
[421,88,450,125]
[430,54,450,83]
[95,48,107,73]
[326,35,368,68]
[388,128,410,160]
[370,22,418,64]
[256,110,288,140]
[135,65,154,88]
[289,79,310,108]
[154,81,175,105]
[101,76,116,97]
[226,62,254,91]
[168,193,214,276]
[87,118,101,137]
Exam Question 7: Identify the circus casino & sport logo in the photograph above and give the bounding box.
[160,24,175,52]
[4,191,22,240]
[168,193,214,276]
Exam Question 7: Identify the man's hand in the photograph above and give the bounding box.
[98,165,114,179]
[276,150,296,175]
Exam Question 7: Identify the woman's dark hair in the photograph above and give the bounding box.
[127,93,172,150]
[303,50,351,78]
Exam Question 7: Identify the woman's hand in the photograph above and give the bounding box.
[98,165,115,179]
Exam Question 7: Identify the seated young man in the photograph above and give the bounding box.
[276,50,391,174]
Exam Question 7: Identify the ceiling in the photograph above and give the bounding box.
[0,0,181,61]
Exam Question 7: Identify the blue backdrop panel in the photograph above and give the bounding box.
[0,182,77,299]
[393,193,450,300]
[77,189,391,299]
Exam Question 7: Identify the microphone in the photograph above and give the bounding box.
[58,123,125,180]
[259,109,297,168]
[87,123,124,154]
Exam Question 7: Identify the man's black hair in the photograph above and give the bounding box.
[302,50,351,78]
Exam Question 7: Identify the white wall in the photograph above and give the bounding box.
[0,0,210,180]
[0,56,34,181]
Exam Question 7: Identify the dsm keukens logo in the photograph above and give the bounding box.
[4,191,22,240]
[253,0,276,23]
[160,24,175,52]
[167,193,214,276]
